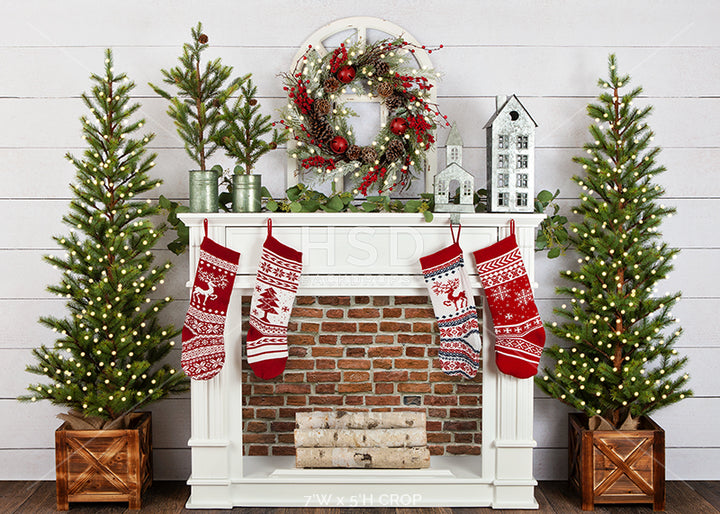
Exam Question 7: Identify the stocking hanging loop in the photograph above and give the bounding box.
[203,218,208,238]
[267,218,273,237]
[509,219,516,236]
[450,222,462,245]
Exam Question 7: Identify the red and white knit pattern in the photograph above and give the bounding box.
[420,243,482,379]
[247,233,302,380]
[182,237,240,381]
[474,235,545,379]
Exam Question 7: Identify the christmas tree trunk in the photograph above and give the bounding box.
[536,55,691,430]
[20,49,188,429]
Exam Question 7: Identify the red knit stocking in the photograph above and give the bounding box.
[182,219,240,380]
[246,220,303,379]
[473,221,545,378]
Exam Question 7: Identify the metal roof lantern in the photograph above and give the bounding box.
[434,123,475,222]
[485,95,537,213]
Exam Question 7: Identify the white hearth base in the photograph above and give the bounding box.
[179,213,544,509]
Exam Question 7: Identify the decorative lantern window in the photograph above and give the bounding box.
[516,173,528,188]
[517,135,529,149]
[498,192,509,206]
[498,154,509,168]
[516,192,528,207]
[517,155,528,168]
[450,147,460,162]
[498,134,509,149]
[498,173,509,188]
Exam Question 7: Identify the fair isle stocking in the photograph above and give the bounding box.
[419,225,482,379]
[246,220,303,379]
[473,221,545,379]
[181,219,240,380]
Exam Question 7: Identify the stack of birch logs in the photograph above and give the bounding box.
[295,411,430,469]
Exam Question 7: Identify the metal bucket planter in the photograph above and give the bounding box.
[232,174,262,213]
[189,169,219,213]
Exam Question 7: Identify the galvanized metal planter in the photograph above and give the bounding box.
[189,169,219,213]
[232,174,262,213]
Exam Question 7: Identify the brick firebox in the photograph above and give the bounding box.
[241,295,483,457]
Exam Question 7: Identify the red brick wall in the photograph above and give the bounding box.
[241,296,482,457]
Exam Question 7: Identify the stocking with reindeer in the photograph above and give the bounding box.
[181,220,240,380]
[419,224,482,379]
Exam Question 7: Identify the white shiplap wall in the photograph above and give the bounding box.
[1,0,718,481]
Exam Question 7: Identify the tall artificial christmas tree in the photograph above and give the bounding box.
[536,55,691,429]
[20,49,188,429]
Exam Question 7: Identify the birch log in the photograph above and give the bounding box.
[295,447,431,469]
[294,428,426,448]
[295,411,426,430]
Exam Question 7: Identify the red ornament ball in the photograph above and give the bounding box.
[336,65,356,84]
[390,117,408,135]
[330,136,349,154]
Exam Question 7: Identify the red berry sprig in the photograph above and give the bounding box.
[301,155,336,172]
[329,44,348,73]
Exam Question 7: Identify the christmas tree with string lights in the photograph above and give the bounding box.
[19,49,188,429]
[536,55,691,429]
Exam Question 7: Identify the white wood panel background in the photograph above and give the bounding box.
[1,0,718,481]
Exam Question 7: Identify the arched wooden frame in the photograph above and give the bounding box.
[286,17,438,194]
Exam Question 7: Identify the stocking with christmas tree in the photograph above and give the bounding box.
[181,219,240,380]
[473,220,545,379]
[419,224,482,379]
[247,219,303,379]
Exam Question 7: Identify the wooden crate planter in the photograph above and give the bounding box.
[55,411,152,510]
[568,412,665,511]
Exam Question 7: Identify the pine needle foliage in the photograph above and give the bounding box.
[20,49,189,425]
[217,75,288,175]
[536,55,691,428]
[150,22,242,170]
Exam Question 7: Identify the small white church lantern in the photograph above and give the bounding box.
[433,122,474,219]
[484,95,537,213]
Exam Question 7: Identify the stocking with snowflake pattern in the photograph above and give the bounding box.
[182,219,240,380]
[473,220,545,379]
[246,219,303,379]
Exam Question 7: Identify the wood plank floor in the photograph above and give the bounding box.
[1,481,718,513]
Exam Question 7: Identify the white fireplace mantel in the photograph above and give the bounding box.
[179,212,544,509]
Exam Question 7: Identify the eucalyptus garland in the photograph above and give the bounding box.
[279,37,449,195]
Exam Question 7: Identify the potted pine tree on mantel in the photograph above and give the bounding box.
[150,21,243,213]
[20,50,189,510]
[536,55,692,511]
[216,75,288,212]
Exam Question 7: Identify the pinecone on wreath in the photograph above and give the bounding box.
[324,76,341,93]
[361,146,378,164]
[377,82,394,98]
[314,98,332,116]
[385,94,404,112]
[346,144,362,161]
[374,61,390,77]
[385,139,405,162]
[309,114,334,143]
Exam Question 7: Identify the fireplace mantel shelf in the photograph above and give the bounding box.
[179,212,543,510]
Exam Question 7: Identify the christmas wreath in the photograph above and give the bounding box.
[279,37,449,195]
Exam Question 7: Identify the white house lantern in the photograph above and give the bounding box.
[434,122,474,218]
[484,95,537,213]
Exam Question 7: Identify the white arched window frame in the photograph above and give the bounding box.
[286,17,438,194]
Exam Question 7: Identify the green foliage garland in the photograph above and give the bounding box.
[536,55,691,428]
[20,50,189,426]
